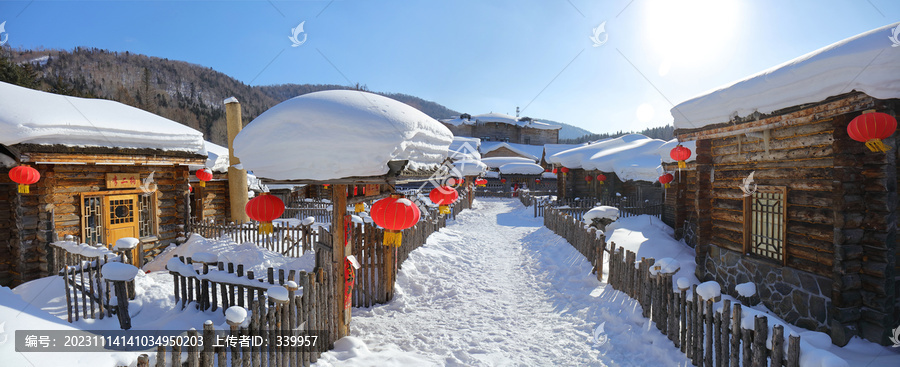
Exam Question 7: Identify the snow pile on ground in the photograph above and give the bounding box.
[0,81,206,154]
[480,156,535,168]
[672,21,900,129]
[498,162,544,175]
[316,199,690,366]
[736,282,757,297]
[605,215,697,284]
[233,90,453,181]
[583,206,619,222]
[143,233,316,275]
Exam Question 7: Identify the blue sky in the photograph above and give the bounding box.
[1,0,898,134]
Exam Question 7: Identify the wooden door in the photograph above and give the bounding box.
[104,194,140,265]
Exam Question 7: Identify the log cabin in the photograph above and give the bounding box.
[0,81,206,286]
[672,22,900,346]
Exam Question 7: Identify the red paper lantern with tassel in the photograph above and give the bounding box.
[560,167,570,174]
[245,193,285,234]
[9,165,40,194]
[500,178,507,184]
[659,173,674,189]
[847,111,897,152]
[195,168,212,187]
[596,173,607,185]
[670,144,692,169]
[429,186,459,215]
[535,179,541,184]
[371,194,420,247]
[585,175,593,182]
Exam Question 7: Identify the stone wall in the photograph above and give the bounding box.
[703,245,833,333]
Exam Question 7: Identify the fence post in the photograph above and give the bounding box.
[752,315,767,367]
[731,303,742,367]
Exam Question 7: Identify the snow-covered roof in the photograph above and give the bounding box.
[471,113,561,130]
[480,142,543,161]
[498,162,545,175]
[656,139,697,164]
[448,136,481,161]
[452,159,488,177]
[543,143,585,159]
[197,141,230,173]
[0,81,206,154]
[672,21,900,130]
[233,90,453,181]
[582,137,666,182]
[546,136,633,169]
[480,156,536,169]
[441,116,474,126]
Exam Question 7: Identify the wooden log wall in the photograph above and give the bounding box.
[193,174,230,224]
[662,162,699,248]
[0,167,17,286]
[705,114,836,277]
[607,248,802,367]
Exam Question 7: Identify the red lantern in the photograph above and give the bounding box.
[552,168,558,174]
[500,178,507,184]
[670,144,692,169]
[245,192,285,234]
[585,175,593,182]
[847,111,897,152]
[560,167,570,174]
[596,173,607,185]
[9,165,40,194]
[429,186,459,215]
[195,168,212,187]
[446,177,459,186]
[475,178,487,187]
[189,185,193,193]
[371,194,420,247]
[659,173,674,189]
[535,179,541,184]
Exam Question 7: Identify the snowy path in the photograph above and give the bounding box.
[317,199,690,366]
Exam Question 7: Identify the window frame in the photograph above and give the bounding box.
[742,185,788,265]
[79,188,159,246]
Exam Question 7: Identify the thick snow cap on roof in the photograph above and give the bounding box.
[546,136,637,169]
[481,156,536,169]
[672,22,900,130]
[471,113,561,130]
[233,90,453,181]
[448,136,481,161]
[452,159,488,177]
[194,141,231,173]
[0,81,206,154]
[480,142,543,161]
[498,162,545,175]
[474,112,519,124]
[583,137,666,182]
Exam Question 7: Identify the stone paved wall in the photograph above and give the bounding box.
[703,245,833,333]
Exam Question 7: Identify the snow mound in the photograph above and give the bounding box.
[51,240,116,258]
[267,285,289,302]
[101,262,140,281]
[452,159,487,177]
[191,252,218,264]
[676,277,691,290]
[225,306,248,324]
[651,257,680,275]
[113,237,140,251]
[0,81,205,153]
[143,233,316,275]
[736,282,756,297]
[583,206,619,222]
[696,281,721,300]
[233,90,453,181]
[498,162,545,175]
[672,22,900,129]
[547,135,671,181]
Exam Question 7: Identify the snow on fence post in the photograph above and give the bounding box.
[201,320,214,367]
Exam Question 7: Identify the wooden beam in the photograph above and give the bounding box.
[331,184,349,338]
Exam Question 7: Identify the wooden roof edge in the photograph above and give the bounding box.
[13,143,206,162]
[675,91,885,141]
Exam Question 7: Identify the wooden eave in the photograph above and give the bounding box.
[12,143,206,166]
[674,91,882,142]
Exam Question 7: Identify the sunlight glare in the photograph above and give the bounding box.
[644,0,741,66]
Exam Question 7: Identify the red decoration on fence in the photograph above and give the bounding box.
[670,144,692,169]
[429,186,459,215]
[596,173,607,185]
[9,165,40,194]
[659,173,674,189]
[371,194,420,247]
[847,111,897,152]
[195,168,212,187]
[245,192,285,235]
[344,257,356,309]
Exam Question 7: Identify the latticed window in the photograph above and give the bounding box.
[743,186,787,264]
[82,196,103,245]
[138,193,157,238]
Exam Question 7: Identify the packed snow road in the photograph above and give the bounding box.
[317,199,690,366]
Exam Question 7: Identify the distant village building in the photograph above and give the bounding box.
[441,112,561,146]
[0,82,206,286]
[671,23,900,346]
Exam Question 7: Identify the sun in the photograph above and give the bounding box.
[644,0,741,67]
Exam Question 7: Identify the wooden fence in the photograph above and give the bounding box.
[281,201,333,224]
[191,220,321,258]
[157,255,337,367]
[543,206,803,366]
[50,242,135,329]
[607,248,802,367]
